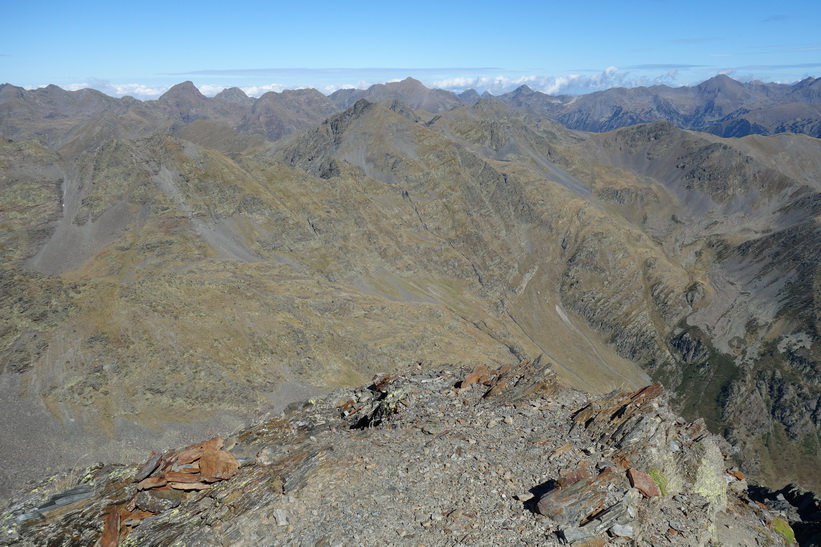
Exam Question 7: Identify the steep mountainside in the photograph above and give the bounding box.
[1,80,820,505]
[550,122,821,487]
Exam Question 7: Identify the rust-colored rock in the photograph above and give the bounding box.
[336,399,356,415]
[482,361,522,398]
[175,436,224,465]
[576,538,609,547]
[174,448,205,466]
[628,382,664,407]
[168,481,211,490]
[136,476,167,491]
[558,465,591,488]
[165,471,206,484]
[187,436,225,452]
[462,364,489,387]
[199,449,240,482]
[550,444,575,459]
[122,508,155,523]
[728,469,745,480]
[571,382,669,449]
[100,506,121,547]
[371,374,395,393]
[537,467,615,524]
[627,468,660,498]
[481,357,558,402]
[171,461,200,474]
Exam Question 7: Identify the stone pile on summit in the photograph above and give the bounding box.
[2,361,813,545]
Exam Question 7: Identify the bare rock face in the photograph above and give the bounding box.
[0,365,805,546]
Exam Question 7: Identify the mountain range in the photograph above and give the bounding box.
[1,75,820,507]
[498,74,821,138]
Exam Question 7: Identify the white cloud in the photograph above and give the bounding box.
[320,83,356,94]
[107,83,170,98]
[238,83,289,97]
[62,82,91,91]
[429,67,683,96]
[431,75,541,94]
[317,79,391,94]
[198,84,228,96]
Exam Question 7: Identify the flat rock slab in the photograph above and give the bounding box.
[199,449,240,482]
[627,468,660,498]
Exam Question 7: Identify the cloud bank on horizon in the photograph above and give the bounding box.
[31,64,816,101]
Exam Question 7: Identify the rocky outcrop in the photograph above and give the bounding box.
[1,364,805,546]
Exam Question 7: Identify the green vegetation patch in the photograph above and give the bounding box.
[648,468,669,496]
[772,517,796,544]
[669,324,740,433]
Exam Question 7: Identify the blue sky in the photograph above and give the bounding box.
[3,0,820,98]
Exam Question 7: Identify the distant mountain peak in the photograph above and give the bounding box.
[329,76,461,113]
[697,74,744,93]
[159,81,206,102]
[377,77,429,95]
[214,87,253,106]
[457,89,481,106]
[394,77,424,87]
[0,83,24,98]
[335,98,376,124]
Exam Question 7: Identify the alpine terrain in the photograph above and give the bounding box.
[1,75,820,544]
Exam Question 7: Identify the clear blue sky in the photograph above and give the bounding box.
[3,0,820,98]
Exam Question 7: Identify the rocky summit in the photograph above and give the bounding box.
[1,76,821,544]
[2,361,817,546]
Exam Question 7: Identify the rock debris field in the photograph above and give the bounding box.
[2,358,816,546]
